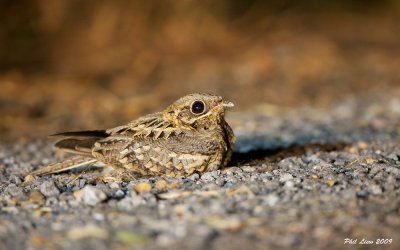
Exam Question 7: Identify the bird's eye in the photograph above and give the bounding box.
[190,100,205,114]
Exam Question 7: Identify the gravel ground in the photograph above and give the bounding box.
[0,92,399,250]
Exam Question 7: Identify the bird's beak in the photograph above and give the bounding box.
[222,101,234,108]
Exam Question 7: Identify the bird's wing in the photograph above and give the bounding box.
[29,156,99,176]
[50,113,168,157]
[92,128,222,176]
[106,112,180,140]
[51,130,109,139]
[50,130,109,156]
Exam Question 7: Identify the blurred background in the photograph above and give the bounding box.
[1,0,399,141]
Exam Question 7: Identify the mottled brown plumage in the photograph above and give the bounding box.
[30,93,235,182]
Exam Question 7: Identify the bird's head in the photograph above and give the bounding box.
[163,93,234,131]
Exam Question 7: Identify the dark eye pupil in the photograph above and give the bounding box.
[191,101,205,114]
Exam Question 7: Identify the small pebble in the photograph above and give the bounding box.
[325,180,336,187]
[188,173,200,181]
[167,180,182,189]
[356,190,368,198]
[74,185,107,206]
[134,182,152,193]
[357,141,368,149]
[45,197,58,206]
[114,189,125,198]
[23,174,35,184]
[263,194,279,206]
[368,184,382,195]
[200,172,215,181]
[279,173,294,183]
[9,175,22,184]
[155,180,168,190]
[40,181,60,197]
[284,180,295,188]
[29,191,45,205]
[109,182,120,189]
[7,183,24,197]
[215,178,226,186]
[387,153,398,161]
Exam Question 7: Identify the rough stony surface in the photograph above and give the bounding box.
[0,92,399,250]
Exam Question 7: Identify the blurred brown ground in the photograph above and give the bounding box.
[0,1,399,141]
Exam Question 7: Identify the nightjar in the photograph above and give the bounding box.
[30,93,235,182]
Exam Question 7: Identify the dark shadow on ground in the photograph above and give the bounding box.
[230,142,350,166]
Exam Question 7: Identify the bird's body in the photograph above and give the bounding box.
[30,93,235,181]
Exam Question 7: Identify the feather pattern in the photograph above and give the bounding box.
[51,130,108,138]
[29,156,98,176]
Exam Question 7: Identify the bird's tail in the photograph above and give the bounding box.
[29,156,99,176]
